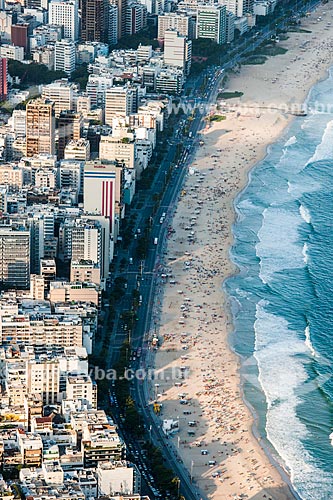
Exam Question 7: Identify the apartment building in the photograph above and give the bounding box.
[0,226,30,289]
[70,260,101,285]
[196,5,227,45]
[158,12,195,40]
[49,281,100,306]
[0,314,83,347]
[42,79,75,118]
[105,86,138,125]
[55,39,76,75]
[81,422,125,467]
[66,374,97,409]
[64,139,90,161]
[26,98,55,157]
[163,30,192,75]
[58,111,83,160]
[99,135,136,169]
[0,164,23,189]
[48,0,79,41]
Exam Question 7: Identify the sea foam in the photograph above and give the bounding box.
[254,304,333,499]
[256,207,305,283]
[304,325,316,357]
[299,204,311,224]
[306,120,333,165]
[284,135,297,147]
[302,243,309,264]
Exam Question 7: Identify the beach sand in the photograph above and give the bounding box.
[149,8,333,500]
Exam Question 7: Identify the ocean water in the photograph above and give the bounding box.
[225,68,333,499]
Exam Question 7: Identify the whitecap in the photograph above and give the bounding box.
[284,135,297,147]
[304,325,316,357]
[299,204,311,224]
[287,181,294,194]
[302,243,309,264]
[306,120,333,165]
[329,432,333,446]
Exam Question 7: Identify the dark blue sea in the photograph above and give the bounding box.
[225,68,333,499]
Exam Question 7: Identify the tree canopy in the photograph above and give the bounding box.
[8,60,67,87]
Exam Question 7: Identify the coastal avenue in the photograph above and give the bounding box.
[105,1,325,498]
[129,68,225,500]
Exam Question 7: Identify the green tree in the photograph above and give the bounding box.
[70,63,89,90]
[8,60,67,86]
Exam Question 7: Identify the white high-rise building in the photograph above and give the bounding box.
[27,359,60,405]
[9,109,26,137]
[0,44,24,62]
[55,39,76,75]
[42,79,75,118]
[163,30,192,75]
[58,160,84,196]
[84,161,117,225]
[219,0,245,17]
[197,5,227,45]
[99,135,136,169]
[104,86,138,126]
[97,461,141,495]
[66,374,97,409]
[49,0,79,41]
[71,221,102,266]
[158,13,193,40]
[140,0,163,14]
[253,0,276,16]
[64,139,90,161]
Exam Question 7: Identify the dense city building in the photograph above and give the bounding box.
[48,0,79,41]
[81,0,109,43]
[105,86,138,125]
[25,98,55,157]
[0,226,30,289]
[158,12,194,40]
[197,5,227,44]
[0,57,7,101]
[163,30,192,75]
[58,111,83,159]
[55,39,76,74]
